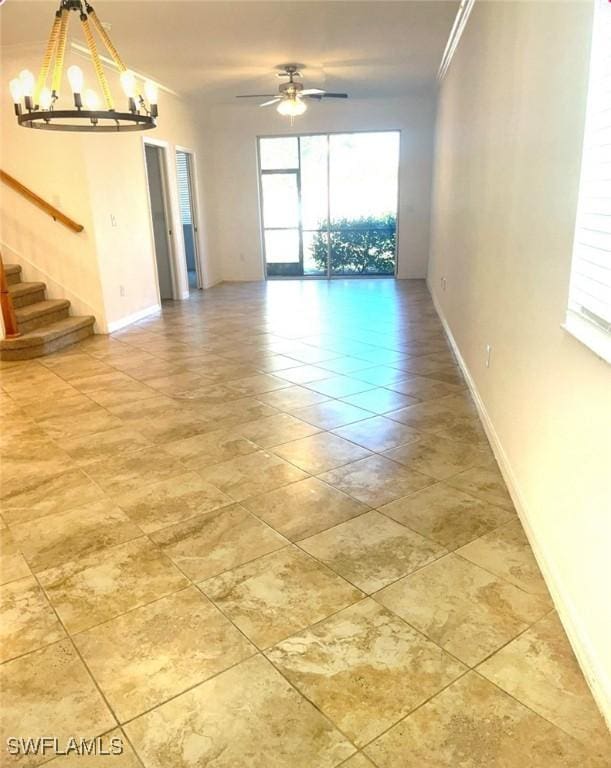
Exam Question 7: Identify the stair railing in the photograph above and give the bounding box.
[0,170,84,233]
[0,254,20,339]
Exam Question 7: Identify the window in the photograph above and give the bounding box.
[258,132,400,278]
[565,0,611,362]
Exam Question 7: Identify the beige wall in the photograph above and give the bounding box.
[1,44,217,333]
[1,46,105,327]
[200,93,437,281]
[428,1,611,720]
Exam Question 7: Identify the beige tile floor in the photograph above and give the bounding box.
[1,279,609,767]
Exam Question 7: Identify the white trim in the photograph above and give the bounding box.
[429,283,611,728]
[107,304,161,334]
[563,311,611,365]
[438,0,475,81]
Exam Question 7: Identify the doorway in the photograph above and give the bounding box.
[258,131,400,278]
[144,143,174,300]
[176,149,202,290]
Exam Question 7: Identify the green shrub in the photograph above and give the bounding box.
[311,215,396,274]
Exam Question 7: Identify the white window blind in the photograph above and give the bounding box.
[176,151,192,226]
[565,0,611,363]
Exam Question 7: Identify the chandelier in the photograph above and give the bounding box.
[9,0,158,132]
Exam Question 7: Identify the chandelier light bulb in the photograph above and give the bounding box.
[67,65,84,94]
[84,89,100,110]
[144,79,158,105]
[9,78,23,104]
[19,70,35,98]
[120,69,137,98]
[39,87,53,110]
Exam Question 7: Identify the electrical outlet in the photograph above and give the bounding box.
[110,214,117,227]
[485,344,492,368]
[119,285,125,297]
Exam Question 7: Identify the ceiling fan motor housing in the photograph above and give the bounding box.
[279,81,303,96]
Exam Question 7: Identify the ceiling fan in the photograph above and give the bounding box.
[236,65,348,118]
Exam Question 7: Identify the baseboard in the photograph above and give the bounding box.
[106,304,161,334]
[428,281,611,727]
[203,278,223,289]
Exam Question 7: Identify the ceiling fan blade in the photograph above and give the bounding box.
[304,92,349,101]
[300,88,326,96]
[259,98,281,107]
[236,94,277,99]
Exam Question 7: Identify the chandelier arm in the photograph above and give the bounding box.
[35,10,61,105]
[86,5,127,72]
[50,7,69,97]
[80,13,114,110]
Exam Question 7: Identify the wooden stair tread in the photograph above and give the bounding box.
[0,315,95,349]
[15,298,70,321]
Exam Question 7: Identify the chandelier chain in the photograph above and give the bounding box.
[51,8,69,96]
[86,6,128,73]
[35,11,61,104]
[80,13,114,110]
[50,8,69,96]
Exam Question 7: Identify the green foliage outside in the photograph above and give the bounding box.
[311,214,396,274]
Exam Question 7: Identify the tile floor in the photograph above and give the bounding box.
[1,279,609,767]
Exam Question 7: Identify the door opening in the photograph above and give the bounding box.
[144,143,174,300]
[258,131,400,279]
[176,149,202,290]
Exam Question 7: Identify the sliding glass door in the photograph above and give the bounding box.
[259,131,400,278]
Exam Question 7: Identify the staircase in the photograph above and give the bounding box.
[0,264,95,361]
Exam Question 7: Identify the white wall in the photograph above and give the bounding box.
[428,1,611,721]
[200,93,437,281]
[0,43,216,333]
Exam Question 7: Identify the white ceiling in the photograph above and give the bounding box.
[1,1,458,101]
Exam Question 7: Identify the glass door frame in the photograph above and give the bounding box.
[257,129,401,280]
[260,166,304,277]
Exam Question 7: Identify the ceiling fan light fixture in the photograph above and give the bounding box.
[236,65,348,118]
[277,96,307,117]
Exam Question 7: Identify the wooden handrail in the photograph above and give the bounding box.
[0,170,84,233]
[0,253,20,339]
